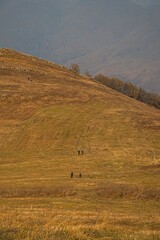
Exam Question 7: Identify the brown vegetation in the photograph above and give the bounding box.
[95,74,160,109]
[0,186,76,198]
[96,183,160,200]
[70,63,80,74]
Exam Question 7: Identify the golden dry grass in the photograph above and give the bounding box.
[0,200,160,240]
[0,48,160,239]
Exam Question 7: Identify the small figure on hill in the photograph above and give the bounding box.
[71,172,74,178]
[78,150,80,155]
[79,173,82,178]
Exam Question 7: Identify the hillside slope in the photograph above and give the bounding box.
[0,49,160,240]
[0,48,160,158]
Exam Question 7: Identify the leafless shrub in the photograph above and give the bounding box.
[70,63,80,74]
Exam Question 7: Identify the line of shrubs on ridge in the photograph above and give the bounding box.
[95,74,160,109]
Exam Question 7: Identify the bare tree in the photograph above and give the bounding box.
[70,63,80,74]
[95,74,160,109]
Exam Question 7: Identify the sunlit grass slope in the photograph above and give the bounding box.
[0,48,160,240]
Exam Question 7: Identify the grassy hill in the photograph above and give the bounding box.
[0,49,160,240]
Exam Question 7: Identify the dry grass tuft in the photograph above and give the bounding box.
[141,164,160,170]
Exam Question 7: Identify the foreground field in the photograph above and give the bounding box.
[1,198,160,240]
[0,147,160,240]
[0,49,160,239]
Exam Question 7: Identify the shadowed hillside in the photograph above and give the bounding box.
[0,49,160,240]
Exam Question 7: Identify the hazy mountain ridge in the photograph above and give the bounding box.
[0,0,160,92]
[130,0,158,6]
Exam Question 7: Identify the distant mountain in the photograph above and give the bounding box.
[0,0,160,92]
[130,0,155,6]
[131,0,160,6]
